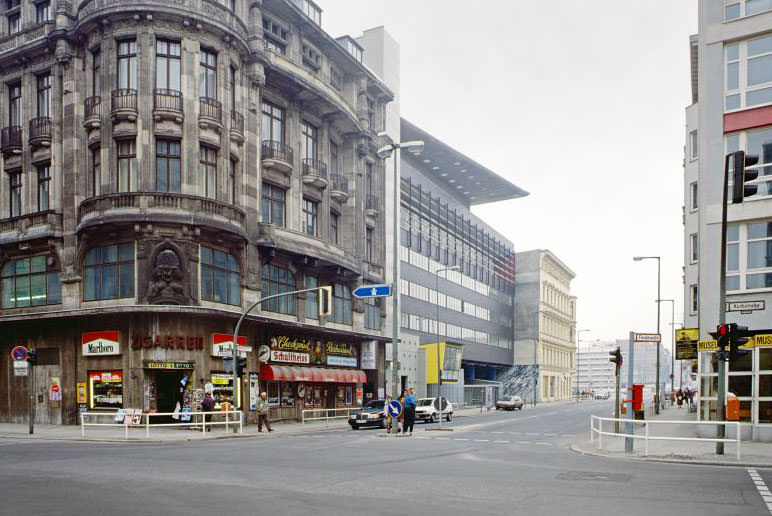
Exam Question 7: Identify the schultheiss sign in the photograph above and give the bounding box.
[82,331,121,356]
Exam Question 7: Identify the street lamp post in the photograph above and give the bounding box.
[376,139,424,398]
[435,265,459,430]
[633,256,661,415]
[661,299,675,396]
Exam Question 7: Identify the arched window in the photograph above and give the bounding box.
[261,264,295,315]
[330,283,351,325]
[1,255,61,308]
[201,246,240,306]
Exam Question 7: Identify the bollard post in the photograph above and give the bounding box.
[239,411,243,434]
[598,419,602,450]
[125,419,128,440]
[644,423,649,456]
[146,414,150,438]
[736,422,741,460]
[81,414,85,437]
[225,410,229,433]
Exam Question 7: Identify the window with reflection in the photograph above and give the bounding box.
[83,243,135,301]
[200,246,240,306]
[330,284,351,325]
[156,139,181,193]
[261,264,295,315]
[1,255,60,308]
[117,40,137,90]
[199,49,217,99]
[156,40,181,92]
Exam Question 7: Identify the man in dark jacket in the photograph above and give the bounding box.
[201,392,215,432]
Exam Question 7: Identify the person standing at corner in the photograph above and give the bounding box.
[201,391,215,432]
[404,388,417,436]
[256,391,273,432]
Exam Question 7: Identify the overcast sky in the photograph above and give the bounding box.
[321,0,698,346]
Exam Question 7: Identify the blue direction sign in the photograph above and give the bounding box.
[352,284,392,299]
[388,400,402,418]
[11,345,28,361]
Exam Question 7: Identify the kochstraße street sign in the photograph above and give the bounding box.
[634,333,661,342]
[353,284,392,298]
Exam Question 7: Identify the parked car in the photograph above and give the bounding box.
[415,397,453,423]
[594,390,610,400]
[348,400,387,430]
[495,395,524,411]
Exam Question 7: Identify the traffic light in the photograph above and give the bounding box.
[731,150,760,204]
[223,356,233,373]
[729,323,750,362]
[318,286,332,318]
[26,349,37,366]
[609,347,623,374]
[716,323,731,361]
[236,356,247,376]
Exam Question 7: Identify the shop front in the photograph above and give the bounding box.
[257,334,367,421]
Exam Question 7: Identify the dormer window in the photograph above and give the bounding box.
[302,44,321,71]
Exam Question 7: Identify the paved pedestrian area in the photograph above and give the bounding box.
[571,403,772,467]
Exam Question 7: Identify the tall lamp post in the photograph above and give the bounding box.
[376,139,424,397]
[435,265,460,430]
[661,299,675,396]
[633,256,661,415]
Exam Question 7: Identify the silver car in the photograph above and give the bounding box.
[496,395,524,411]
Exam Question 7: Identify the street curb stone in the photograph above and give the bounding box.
[569,443,772,469]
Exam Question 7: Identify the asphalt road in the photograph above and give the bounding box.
[1,400,769,516]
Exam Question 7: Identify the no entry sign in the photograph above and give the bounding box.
[11,346,29,361]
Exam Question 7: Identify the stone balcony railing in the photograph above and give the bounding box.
[0,125,22,155]
[0,21,52,57]
[0,210,62,245]
[78,192,246,236]
[28,116,51,147]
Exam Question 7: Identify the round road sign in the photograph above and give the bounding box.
[257,345,271,363]
[388,400,402,418]
[11,345,29,361]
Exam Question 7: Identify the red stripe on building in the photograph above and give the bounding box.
[724,105,772,133]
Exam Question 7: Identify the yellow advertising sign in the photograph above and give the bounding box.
[676,328,699,342]
[697,334,772,352]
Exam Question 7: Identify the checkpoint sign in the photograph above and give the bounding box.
[353,284,392,299]
[11,345,29,361]
[387,400,402,418]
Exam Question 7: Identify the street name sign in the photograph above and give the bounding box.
[11,345,28,361]
[634,333,661,343]
[352,284,392,299]
[388,400,402,417]
[726,300,765,313]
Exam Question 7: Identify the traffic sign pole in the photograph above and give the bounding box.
[28,358,34,435]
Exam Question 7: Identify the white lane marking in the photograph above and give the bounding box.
[435,437,450,440]
[518,441,531,444]
[453,438,469,441]
[535,442,552,446]
[473,439,489,442]
[525,433,540,436]
[560,434,575,437]
[491,431,505,434]
[494,440,510,443]
[415,436,431,439]
[543,433,556,436]
[748,469,772,514]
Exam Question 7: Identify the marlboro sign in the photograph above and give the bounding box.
[82,331,121,356]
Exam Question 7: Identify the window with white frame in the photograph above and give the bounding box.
[722,221,772,291]
[690,182,698,211]
[726,129,772,199]
[725,0,772,21]
[690,130,698,160]
[725,35,772,111]
[690,233,699,263]
[727,223,741,291]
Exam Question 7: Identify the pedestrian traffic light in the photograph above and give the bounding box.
[26,349,37,366]
[236,356,247,376]
[716,324,731,360]
[318,286,332,318]
[731,150,760,204]
[729,323,751,362]
[609,347,623,373]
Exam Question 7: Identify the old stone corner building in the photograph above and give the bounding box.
[0,0,393,424]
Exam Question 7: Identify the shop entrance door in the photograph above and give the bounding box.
[154,370,188,422]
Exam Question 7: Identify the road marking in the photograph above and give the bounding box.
[535,442,552,446]
[453,438,469,441]
[518,441,531,444]
[435,437,450,440]
[494,440,510,443]
[747,469,772,514]
[473,439,489,442]
[415,436,431,439]
[525,433,540,436]
[543,433,556,436]
[560,434,575,437]
[491,431,504,434]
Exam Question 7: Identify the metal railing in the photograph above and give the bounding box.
[111,88,137,112]
[330,174,348,194]
[590,415,741,460]
[230,110,244,134]
[365,194,380,212]
[84,96,101,119]
[301,407,360,426]
[80,410,243,439]
[0,125,22,151]
[301,158,327,180]
[261,140,294,164]
[199,96,222,123]
[154,88,183,113]
[28,116,51,141]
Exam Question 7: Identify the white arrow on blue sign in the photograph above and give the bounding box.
[352,284,392,299]
[388,400,402,417]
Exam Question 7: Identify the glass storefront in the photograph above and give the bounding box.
[88,371,123,409]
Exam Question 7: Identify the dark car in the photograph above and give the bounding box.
[348,399,387,430]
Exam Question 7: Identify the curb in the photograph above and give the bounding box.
[569,443,772,469]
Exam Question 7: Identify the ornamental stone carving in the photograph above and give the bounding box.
[147,245,189,305]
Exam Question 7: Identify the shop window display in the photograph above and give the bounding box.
[267,381,280,406]
[88,371,123,409]
[210,373,240,409]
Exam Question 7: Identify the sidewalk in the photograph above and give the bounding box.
[571,403,772,467]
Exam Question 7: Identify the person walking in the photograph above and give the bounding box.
[676,389,683,409]
[256,391,273,432]
[201,391,215,432]
[404,388,417,436]
[397,390,407,434]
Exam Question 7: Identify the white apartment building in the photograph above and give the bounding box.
[685,1,772,440]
